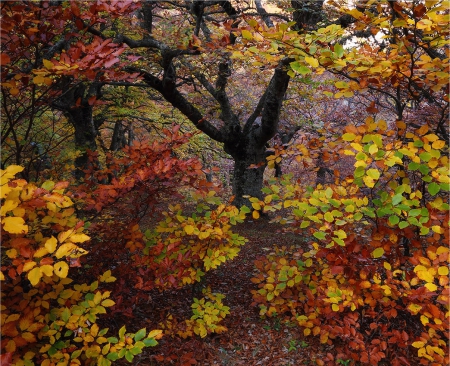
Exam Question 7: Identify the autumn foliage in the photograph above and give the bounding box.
[0,165,162,366]
[1,0,449,365]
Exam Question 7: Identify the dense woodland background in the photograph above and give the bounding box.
[1,1,449,365]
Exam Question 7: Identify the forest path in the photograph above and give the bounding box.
[126,219,329,366]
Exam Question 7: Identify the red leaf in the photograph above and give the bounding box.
[70,2,80,17]
[1,53,11,65]
[88,96,96,106]
[104,57,120,68]
[0,352,13,366]
[331,266,344,275]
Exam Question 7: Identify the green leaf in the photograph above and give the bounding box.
[354,166,366,178]
[366,169,380,180]
[418,164,429,175]
[125,351,134,363]
[324,212,334,222]
[71,350,82,360]
[61,308,70,323]
[107,353,119,361]
[388,215,399,225]
[300,221,310,228]
[134,328,146,342]
[143,338,158,347]
[428,182,440,196]
[41,180,55,191]
[419,152,431,162]
[334,43,344,57]
[372,248,384,258]
[290,61,311,75]
[409,209,422,217]
[119,325,127,340]
[342,133,356,141]
[313,231,326,240]
[392,194,403,205]
[398,221,409,229]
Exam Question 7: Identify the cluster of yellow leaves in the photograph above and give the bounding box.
[159,288,229,339]
[146,199,248,289]
[1,166,161,365]
[1,165,89,286]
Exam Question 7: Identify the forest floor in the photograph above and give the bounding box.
[110,218,334,366]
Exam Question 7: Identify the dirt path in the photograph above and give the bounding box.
[121,219,328,366]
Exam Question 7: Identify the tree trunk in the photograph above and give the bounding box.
[52,81,102,180]
[67,103,98,180]
[232,156,266,208]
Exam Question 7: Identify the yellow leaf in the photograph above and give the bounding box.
[148,329,163,339]
[378,120,387,131]
[6,248,18,258]
[33,247,48,258]
[368,144,378,155]
[305,56,319,67]
[21,332,37,343]
[28,267,42,286]
[332,304,340,312]
[45,236,57,253]
[412,341,425,348]
[342,133,356,141]
[438,266,449,276]
[0,271,4,280]
[43,59,53,69]
[432,140,445,149]
[33,75,45,84]
[90,323,99,337]
[40,265,53,277]
[70,233,90,243]
[54,261,69,278]
[101,299,115,307]
[23,261,37,272]
[5,339,16,353]
[363,175,375,188]
[303,328,311,336]
[24,352,35,360]
[372,248,384,258]
[383,262,391,270]
[2,165,24,178]
[0,199,19,216]
[2,216,28,234]
[54,243,78,259]
[424,282,437,292]
[252,202,261,210]
[241,30,253,40]
[420,315,429,325]
[58,229,73,243]
[184,225,195,235]
[252,210,260,219]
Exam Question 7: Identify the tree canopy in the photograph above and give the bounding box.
[1,1,449,365]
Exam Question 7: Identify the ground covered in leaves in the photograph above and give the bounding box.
[102,218,333,366]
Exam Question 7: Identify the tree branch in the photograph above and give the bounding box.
[253,58,292,145]
[132,68,225,143]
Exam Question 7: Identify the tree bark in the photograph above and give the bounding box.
[52,81,102,180]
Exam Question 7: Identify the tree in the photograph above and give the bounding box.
[1,1,140,179]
